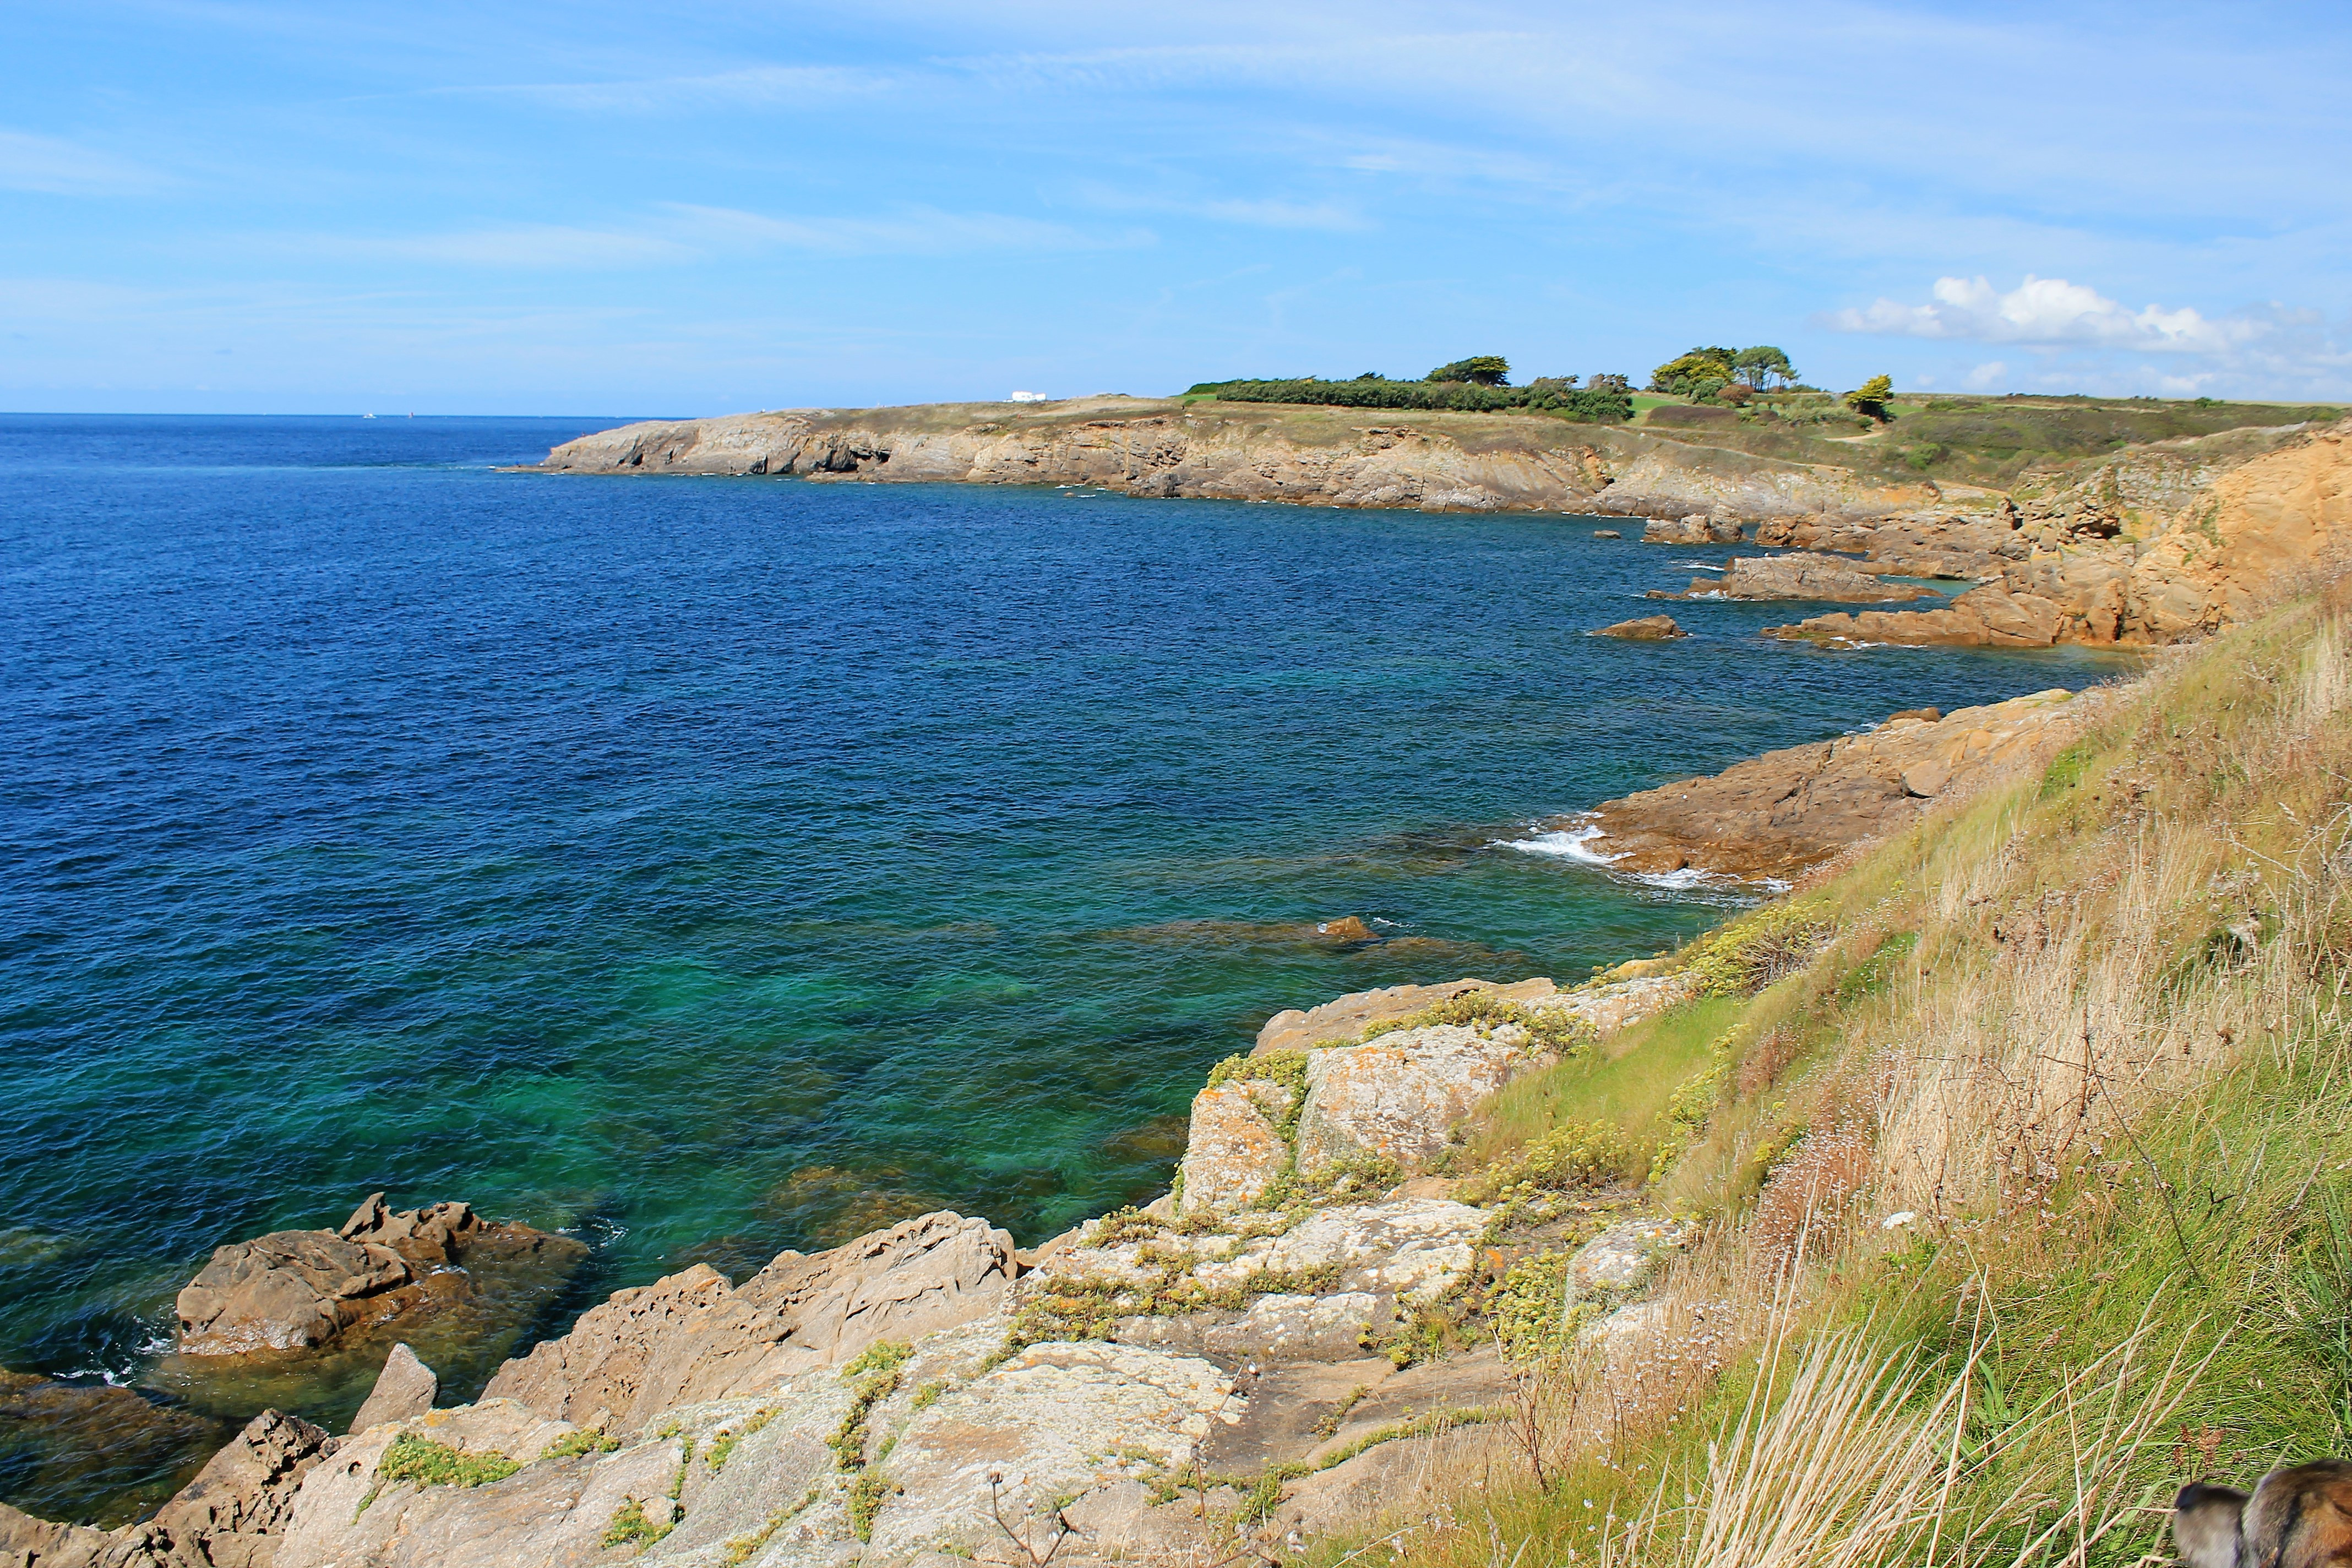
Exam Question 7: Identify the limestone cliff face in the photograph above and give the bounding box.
[530,397,1967,523]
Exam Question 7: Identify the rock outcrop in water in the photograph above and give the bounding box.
[174,1195,586,1355]
[1657,553,1942,603]
[1560,688,2085,883]
[1591,613,1687,639]
[0,1407,335,1568]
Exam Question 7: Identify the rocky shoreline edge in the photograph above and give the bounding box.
[524,400,2352,655]
[0,676,2094,1568]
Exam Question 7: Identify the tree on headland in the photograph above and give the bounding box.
[1844,374,1896,422]
[1427,355,1511,386]
[1586,373,1632,393]
[1732,345,1796,389]
[1649,347,1739,397]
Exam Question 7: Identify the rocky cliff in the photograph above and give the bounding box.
[1764,417,2352,648]
[529,397,1971,524]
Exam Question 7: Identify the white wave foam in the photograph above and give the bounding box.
[1503,823,1622,866]
[1672,560,1726,571]
[1500,822,1788,897]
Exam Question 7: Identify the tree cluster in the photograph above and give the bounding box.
[1648,345,1798,400]
[1185,363,1633,423]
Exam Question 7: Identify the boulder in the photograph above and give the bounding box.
[174,1197,586,1356]
[1566,1218,1692,1303]
[1641,514,1697,545]
[862,1342,1244,1562]
[1254,977,1556,1056]
[1591,529,1622,539]
[1590,614,1687,640]
[1191,1200,1487,1304]
[1175,1079,1295,1215]
[174,1229,415,1354]
[481,1211,1015,1432]
[1295,1024,1554,1175]
[350,1344,437,1432]
[737,1209,1019,1360]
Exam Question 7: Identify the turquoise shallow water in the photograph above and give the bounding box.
[0,414,2135,1520]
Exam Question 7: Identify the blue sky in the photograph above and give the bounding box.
[3,2,2348,414]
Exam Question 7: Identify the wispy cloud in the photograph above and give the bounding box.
[434,64,899,113]
[0,128,160,195]
[673,204,1155,257]
[251,205,1153,271]
[1820,275,2264,355]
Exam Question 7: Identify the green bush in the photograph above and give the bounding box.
[1182,375,1632,423]
[1678,901,1834,996]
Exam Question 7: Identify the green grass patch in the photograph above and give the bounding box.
[1471,994,1743,1165]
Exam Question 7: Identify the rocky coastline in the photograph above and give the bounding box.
[529,400,2352,655]
[0,655,2100,1567]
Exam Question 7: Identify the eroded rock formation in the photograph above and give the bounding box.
[1769,418,2352,647]
[174,1196,585,1356]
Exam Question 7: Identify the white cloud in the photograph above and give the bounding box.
[672,204,1156,257]
[0,129,160,195]
[1963,360,2007,389]
[1821,274,2263,355]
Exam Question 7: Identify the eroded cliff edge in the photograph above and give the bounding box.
[525,396,1974,525]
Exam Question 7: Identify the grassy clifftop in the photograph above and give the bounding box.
[1366,585,2352,1567]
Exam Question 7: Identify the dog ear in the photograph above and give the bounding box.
[2176,1481,2250,1568]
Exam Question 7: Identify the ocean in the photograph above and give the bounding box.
[0,413,2132,1521]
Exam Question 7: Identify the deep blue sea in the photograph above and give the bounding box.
[0,413,2135,1521]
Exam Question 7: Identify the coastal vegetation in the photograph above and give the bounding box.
[1342,586,2352,1567]
[1185,356,1636,422]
